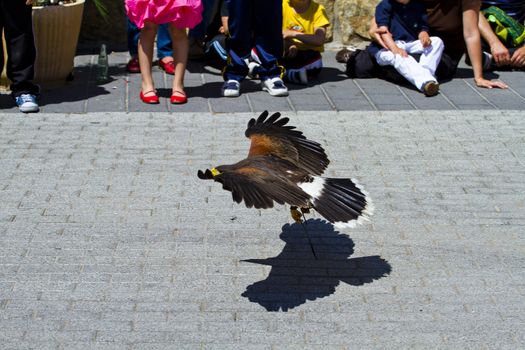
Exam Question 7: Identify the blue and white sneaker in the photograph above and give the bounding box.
[15,94,39,113]
[222,79,241,97]
[261,77,289,96]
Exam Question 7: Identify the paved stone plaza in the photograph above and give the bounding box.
[0,51,524,349]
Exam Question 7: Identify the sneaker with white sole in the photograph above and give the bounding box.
[15,94,39,113]
[261,77,289,96]
[222,79,241,97]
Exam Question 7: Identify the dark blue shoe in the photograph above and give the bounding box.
[15,94,39,113]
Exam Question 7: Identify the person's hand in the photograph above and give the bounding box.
[474,77,508,89]
[283,29,300,40]
[418,31,431,47]
[392,47,408,57]
[510,45,525,68]
[490,41,511,66]
[286,45,298,58]
[219,26,229,35]
[26,0,33,5]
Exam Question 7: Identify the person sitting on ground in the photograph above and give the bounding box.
[1,0,40,113]
[279,0,330,85]
[341,0,508,90]
[202,0,229,70]
[188,0,221,59]
[368,0,444,96]
[477,0,525,70]
[126,19,175,74]
[247,0,329,85]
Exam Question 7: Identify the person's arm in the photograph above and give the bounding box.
[478,13,510,66]
[462,2,508,89]
[378,26,407,57]
[282,26,327,47]
[369,17,389,49]
[219,16,229,35]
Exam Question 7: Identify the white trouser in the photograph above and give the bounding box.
[374,37,444,90]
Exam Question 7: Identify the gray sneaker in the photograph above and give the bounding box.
[15,94,39,113]
[261,77,289,96]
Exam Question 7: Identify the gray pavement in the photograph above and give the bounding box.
[0,49,524,112]
[0,50,524,349]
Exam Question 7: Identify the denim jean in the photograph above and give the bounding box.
[127,19,172,59]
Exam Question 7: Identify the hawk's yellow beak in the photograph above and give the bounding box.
[210,168,221,177]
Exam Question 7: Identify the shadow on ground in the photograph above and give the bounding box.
[242,219,391,312]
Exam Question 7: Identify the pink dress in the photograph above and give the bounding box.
[126,0,203,29]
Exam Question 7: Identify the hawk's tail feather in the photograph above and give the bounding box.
[299,177,374,229]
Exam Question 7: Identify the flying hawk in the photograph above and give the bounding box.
[197,111,373,228]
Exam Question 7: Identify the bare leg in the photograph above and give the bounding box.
[169,25,189,95]
[138,21,158,95]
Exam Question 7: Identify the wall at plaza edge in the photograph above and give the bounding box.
[78,0,380,48]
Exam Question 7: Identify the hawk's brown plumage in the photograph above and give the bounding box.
[198,111,373,228]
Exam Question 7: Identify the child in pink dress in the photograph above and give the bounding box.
[126,0,203,104]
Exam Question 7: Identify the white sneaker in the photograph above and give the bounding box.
[222,79,240,97]
[261,77,289,96]
[15,94,39,113]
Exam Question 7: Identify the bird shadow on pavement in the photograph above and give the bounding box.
[241,218,392,312]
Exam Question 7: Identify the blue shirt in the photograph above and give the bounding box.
[368,0,430,56]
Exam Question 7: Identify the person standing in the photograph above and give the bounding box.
[125,0,203,104]
[222,0,289,97]
[0,0,40,113]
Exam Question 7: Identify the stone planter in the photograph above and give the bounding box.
[32,0,85,85]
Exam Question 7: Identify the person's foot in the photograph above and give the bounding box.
[422,81,440,97]
[170,90,187,104]
[222,80,241,97]
[159,58,175,75]
[126,57,140,73]
[336,47,357,64]
[140,90,159,104]
[15,94,39,113]
[261,77,289,96]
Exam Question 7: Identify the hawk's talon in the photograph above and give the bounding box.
[290,207,302,223]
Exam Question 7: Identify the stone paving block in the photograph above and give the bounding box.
[0,110,524,348]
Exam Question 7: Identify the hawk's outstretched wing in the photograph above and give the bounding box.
[198,165,311,209]
[245,111,329,176]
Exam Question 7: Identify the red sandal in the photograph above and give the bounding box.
[140,90,159,104]
[170,90,187,104]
